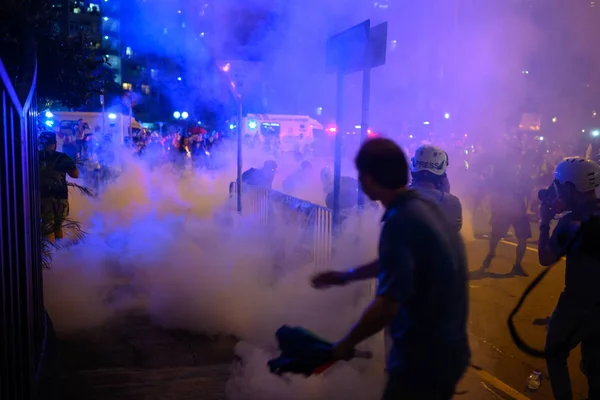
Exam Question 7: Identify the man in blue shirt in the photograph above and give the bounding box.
[312,138,470,399]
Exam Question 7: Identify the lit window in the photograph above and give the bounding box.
[122,82,132,91]
[141,84,151,95]
[126,46,132,56]
[88,3,101,13]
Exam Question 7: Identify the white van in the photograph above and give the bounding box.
[42,111,141,147]
[239,114,324,153]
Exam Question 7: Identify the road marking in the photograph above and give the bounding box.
[500,239,538,253]
[500,239,566,261]
[474,368,531,400]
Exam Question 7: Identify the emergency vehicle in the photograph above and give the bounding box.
[238,114,324,154]
[41,111,141,148]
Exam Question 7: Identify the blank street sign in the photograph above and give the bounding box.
[326,20,388,74]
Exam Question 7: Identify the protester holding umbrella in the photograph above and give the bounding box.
[311,138,470,400]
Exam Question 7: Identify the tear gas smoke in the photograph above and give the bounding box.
[44,145,397,399]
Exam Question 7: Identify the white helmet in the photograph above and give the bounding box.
[554,157,600,193]
[411,145,449,176]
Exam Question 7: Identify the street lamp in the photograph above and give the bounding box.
[181,111,189,119]
[173,111,181,119]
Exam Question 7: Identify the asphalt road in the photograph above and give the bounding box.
[466,225,588,399]
[56,216,588,399]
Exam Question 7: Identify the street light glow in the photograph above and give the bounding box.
[173,111,181,119]
[444,113,450,119]
[181,111,189,119]
[593,130,600,137]
[423,121,430,125]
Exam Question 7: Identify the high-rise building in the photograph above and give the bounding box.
[101,0,122,84]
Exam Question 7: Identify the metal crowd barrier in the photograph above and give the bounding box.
[229,182,332,269]
[1,57,48,399]
[230,181,385,366]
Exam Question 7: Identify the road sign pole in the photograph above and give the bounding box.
[237,98,243,214]
[358,20,372,209]
[333,71,344,231]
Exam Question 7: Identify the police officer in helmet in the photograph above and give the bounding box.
[538,157,600,400]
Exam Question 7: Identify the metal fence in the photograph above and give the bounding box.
[1,58,46,400]
[229,182,332,269]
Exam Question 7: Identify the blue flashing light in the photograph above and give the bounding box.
[108,113,117,120]
[248,120,257,129]
[173,111,181,119]
[44,111,53,118]
[45,120,54,127]
[181,111,189,119]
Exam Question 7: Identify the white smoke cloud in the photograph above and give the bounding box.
[43,145,391,399]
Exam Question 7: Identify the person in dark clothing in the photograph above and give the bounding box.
[39,131,79,242]
[241,160,278,190]
[282,160,313,194]
[320,166,360,210]
[191,134,210,169]
[410,144,463,232]
[538,157,600,400]
[311,138,470,400]
[477,147,532,276]
[61,134,79,160]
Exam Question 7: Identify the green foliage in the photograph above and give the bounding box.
[0,0,108,110]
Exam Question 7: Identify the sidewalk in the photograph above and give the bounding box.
[59,314,236,400]
[58,314,513,400]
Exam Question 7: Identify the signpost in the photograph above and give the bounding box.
[326,20,387,228]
